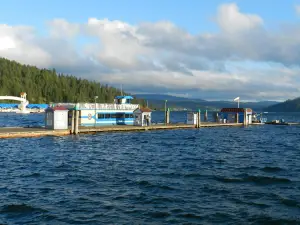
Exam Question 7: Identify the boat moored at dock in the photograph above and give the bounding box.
[252,112,267,124]
[52,96,140,126]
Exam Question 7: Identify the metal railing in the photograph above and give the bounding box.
[52,103,139,111]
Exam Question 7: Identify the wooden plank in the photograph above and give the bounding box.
[0,122,265,139]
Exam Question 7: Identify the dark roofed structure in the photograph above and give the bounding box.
[220,108,252,113]
[138,107,152,113]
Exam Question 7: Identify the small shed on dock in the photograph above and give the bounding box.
[219,108,253,124]
[187,112,197,125]
[45,106,69,130]
[133,107,152,126]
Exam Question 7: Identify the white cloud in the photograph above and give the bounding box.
[0,3,300,100]
[0,24,51,67]
[47,18,80,38]
[295,5,300,15]
[216,3,263,33]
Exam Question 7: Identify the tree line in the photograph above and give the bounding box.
[0,57,148,106]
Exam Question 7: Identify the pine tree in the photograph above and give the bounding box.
[0,57,147,107]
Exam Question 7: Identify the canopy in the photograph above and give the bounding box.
[115,96,134,100]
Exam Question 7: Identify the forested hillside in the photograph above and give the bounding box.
[265,97,300,112]
[136,94,279,111]
[0,58,146,106]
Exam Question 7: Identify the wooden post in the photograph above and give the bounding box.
[236,113,239,123]
[197,110,201,128]
[166,109,170,124]
[199,110,201,127]
[71,110,75,134]
[243,109,247,126]
[164,100,167,125]
[165,110,167,125]
[74,110,79,134]
[204,110,208,122]
[216,112,219,123]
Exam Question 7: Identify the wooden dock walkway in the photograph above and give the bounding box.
[0,127,70,139]
[0,122,245,139]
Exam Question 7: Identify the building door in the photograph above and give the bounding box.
[116,113,125,125]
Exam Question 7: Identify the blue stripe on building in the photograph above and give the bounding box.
[0,103,49,109]
[80,121,134,126]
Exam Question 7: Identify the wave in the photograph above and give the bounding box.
[260,166,285,172]
[136,180,176,190]
[215,174,291,185]
[279,197,300,208]
[21,172,41,178]
[248,215,300,224]
[1,203,47,214]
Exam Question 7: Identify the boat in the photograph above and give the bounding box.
[265,119,288,125]
[51,95,140,126]
[252,112,267,124]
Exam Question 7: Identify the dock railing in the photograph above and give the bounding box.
[52,103,139,111]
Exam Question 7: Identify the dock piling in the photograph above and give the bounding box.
[204,110,208,122]
[71,110,75,134]
[214,112,219,123]
[243,111,247,126]
[74,110,79,134]
[165,109,170,125]
[236,113,239,123]
[197,110,201,128]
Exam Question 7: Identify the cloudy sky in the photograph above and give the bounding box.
[1,0,300,101]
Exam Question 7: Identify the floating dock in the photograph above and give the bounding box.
[1,121,297,139]
[0,122,245,139]
[265,121,300,126]
[0,127,70,139]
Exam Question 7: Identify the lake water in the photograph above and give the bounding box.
[0,112,300,224]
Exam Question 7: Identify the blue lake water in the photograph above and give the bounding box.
[0,112,300,224]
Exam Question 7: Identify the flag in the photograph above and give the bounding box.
[233,97,240,102]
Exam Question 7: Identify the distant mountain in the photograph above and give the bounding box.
[135,94,210,111]
[135,94,205,102]
[203,100,279,111]
[265,97,300,112]
[136,94,279,111]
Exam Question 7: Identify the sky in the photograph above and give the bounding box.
[1,0,300,101]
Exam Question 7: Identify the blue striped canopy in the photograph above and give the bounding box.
[0,103,49,109]
[115,96,134,100]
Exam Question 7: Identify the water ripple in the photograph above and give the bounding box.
[0,113,300,224]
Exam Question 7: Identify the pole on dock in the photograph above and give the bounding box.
[216,112,219,123]
[94,96,98,128]
[166,108,170,125]
[71,110,75,134]
[164,100,167,125]
[204,110,208,122]
[236,113,239,123]
[197,110,201,128]
[74,110,79,134]
[243,110,247,126]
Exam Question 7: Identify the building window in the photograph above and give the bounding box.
[125,113,133,118]
[111,114,116,118]
[116,113,125,118]
[98,113,105,119]
[105,114,111,119]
